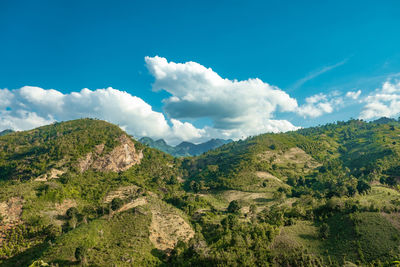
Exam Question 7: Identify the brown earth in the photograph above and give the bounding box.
[117,197,147,213]
[41,199,77,227]
[79,135,143,172]
[149,209,195,253]
[259,147,321,170]
[107,192,195,253]
[0,197,24,244]
[104,185,140,203]
[34,168,66,182]
[222,190,268,203]
[255,171,283,183]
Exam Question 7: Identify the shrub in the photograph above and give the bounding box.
[66,207,79,219]
[227,200,241,213]
[320,223,330,239]
[45,224,62,240]
[357,180,371,194]
[111,198,124,211]
[75,245,88,263]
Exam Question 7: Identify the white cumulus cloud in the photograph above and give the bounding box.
[359,81,400,120]
[145,56,300,135]
[297,92,344,118]
[1,56,361,145]
[0,86,204,144]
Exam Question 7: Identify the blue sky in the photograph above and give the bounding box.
[1,0,400,144]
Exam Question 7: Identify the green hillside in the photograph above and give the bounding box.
[1,118,400,266]
[0,119,127,181]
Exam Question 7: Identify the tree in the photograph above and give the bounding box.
[347,185,357,197]
[75,245,88,264]
[45,224,62,240]
[68,216,78,229]
[273,191,285,203]
[357,180,371,194]
[221,214,239,229]
[320,223,330,239]
[227,200,241,213]
[385,176,397,186]
[111,197,124,211]
[190,180,201,193]
[250,204,257,215]
[66,207,79,219]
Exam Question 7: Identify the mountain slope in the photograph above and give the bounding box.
[0,119,191,266]
[186,119,400,194]
[1,118,400,266]
[0,119,133,181]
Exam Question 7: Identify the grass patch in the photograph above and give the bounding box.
[351,212,400,263]
[276,220,322,254]
[323,213,359,264]
[354,185,400,210]
[322,212,400,264]
[41,207,161,266]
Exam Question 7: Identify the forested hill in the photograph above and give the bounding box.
[185,118,400,195]
[0,119,139,181]
[0,118,400,266]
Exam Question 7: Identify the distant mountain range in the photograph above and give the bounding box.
[139,137,232,157]
[0,129,13,136]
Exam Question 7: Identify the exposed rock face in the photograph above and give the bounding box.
[149,209,195,253]
[79,135,143,172]
[34,168,66,182]
[0,197,23,224]
[0,197,23,245]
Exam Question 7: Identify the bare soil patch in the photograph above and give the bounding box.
[256,171,283,183]
[259,147,321,170]
[34,168,65,182]
[117,197,147,213]
[222,190,268,203]
[40,199,77,227]
[79,135,143,172]
[0,197,24,244]
[381,212,400,231]
[104,185,140,203]
[149,209,194,253]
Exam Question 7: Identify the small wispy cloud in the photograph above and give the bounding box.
[291,58,349,90]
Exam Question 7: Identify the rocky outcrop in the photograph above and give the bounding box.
[149,209,195,253]
[78,135,143,172]
[34,168,66,182]
[0,197,23,245]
